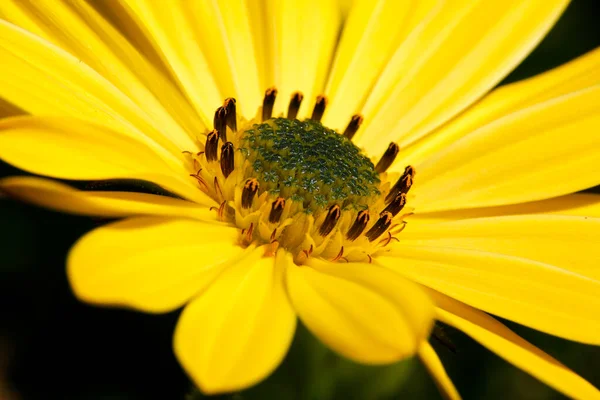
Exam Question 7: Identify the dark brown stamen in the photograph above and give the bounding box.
[287,92,303,119]
[375,142,400,174]
[311,95,327,122]
[224,98,237,132]
[343,114,363,140]
[205,130,219,162]
[269,197,286,223]
[319,204,341,236]
[241,178,259,209]
[214,106,227,142]
[262,87,277,122]
[365,211,393,242]
[220,142,234,178]
[382,193,407,216]
[346,210,370,241]
[386,165,415,203]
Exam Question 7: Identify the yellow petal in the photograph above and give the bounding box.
[0,176,215,218]
[267,0,341,118]
[396,47,600,167]
[378,242,600,344]
[0,0,205,149]
[323,0,439,129]
[68,217,242,313]
[353,0,569,155]
[402,214,600,281]
[0,19,182,158]
[433,291,600,400]
[183,0,262,117]
[90,1,173,79]
[286,258,434,364]
[418,342,461,400]
[411,193,600,224]
[174,248,296,394]
[0,116,208,204]
[118,0,223,124]
[411,86,600,212]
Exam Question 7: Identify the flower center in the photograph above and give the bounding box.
[185,89,415,264]
[239,118,381,211]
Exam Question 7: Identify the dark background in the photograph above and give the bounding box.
[1,1,599,399]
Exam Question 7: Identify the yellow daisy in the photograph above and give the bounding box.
[0,1,599,398]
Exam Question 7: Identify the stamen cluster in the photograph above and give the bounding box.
[185,89,415,264]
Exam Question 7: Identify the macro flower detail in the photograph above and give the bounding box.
[186,92,415,264]
[0,1,599,399]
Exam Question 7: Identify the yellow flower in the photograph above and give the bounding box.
[0,1,599,398]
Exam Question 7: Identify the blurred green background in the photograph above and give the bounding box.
[1,1,599,399]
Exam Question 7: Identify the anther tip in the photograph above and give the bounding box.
[311,95,328,122]
[287,92,304,119]
[352,114,364,124]
[344,114,364,140]
[262,87,278,121]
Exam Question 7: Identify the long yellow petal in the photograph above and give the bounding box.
[418,342,461,400]
[267,0,341,118]
[432,291,600,400]
[90,0,173,79]
[0,116,208,204]
[174,248,296,394]
[183,0,262,117]
[396,47,600,167]
[401,214,600,281]
[118,0,223,124]
[410,193,600,224]
[353,0,568,156]
[411,86,600,212]
[0,176,215,218]
[68,216,242,313]
[323,0,439,129]
[0,19,182,158]
[286,258,434,364]
[0,0,205,149]
[378,243,600,344]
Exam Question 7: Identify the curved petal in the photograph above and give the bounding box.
[0,0,204,149]
[378,241,600,344]
[117,0,223,124]
[0,116,209,204]
[323,0,439,129]
[286,258,434,364]
[266,0,341,119]
[0,176,216,218]
[419,342,461,400]
[411,85,600,212]
[432,291,600,400]
[401,214,600,281]
[410,193,600,224]
[174,248,296,394]
[68,216,242,313]
[395,47,600,167]
[183,0,263,117]
[122,0,265,119]
[0,19,183,158]
[354,0,569,155]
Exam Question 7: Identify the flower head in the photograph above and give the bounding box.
[0,1,599,398]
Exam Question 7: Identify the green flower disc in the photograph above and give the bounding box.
[240,118,380,211]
